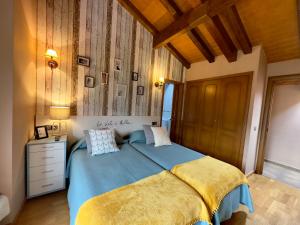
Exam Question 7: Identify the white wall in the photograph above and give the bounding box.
[265,84,300,170]
[267,58,300,77]
[0,0,37,223]
[186,46,268,174]
[0,2,14,224]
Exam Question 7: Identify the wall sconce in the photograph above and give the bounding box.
[154,77,165,88]
[45,49,58,70]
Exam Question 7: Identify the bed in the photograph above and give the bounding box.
[67,133,253,225]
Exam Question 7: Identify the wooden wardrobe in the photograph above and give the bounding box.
[181,72,252,169]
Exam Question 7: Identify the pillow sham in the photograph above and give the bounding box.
[88,129,120,156]
[151,127,172,147]
[128,130,146,144]
[84,130,93,154]
[143,125,155,144]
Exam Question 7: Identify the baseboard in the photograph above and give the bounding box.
[246,170,255,177]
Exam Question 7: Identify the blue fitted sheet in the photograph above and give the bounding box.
[130,142,254,224]
[67,144,211,225]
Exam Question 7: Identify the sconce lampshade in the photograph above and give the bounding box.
[49,106,70,120]
[45,49,58,59]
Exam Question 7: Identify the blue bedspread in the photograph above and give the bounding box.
[67,143,213,225]
[130,142,254,224]
[67,144,164,225]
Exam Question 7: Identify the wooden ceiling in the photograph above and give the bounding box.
[119,0,300,67]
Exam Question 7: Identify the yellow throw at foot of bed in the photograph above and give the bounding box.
[75,171,211,225]
[171,156,249,218]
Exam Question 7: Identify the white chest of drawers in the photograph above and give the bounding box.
[26,135,67,198]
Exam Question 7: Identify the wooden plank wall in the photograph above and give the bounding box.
[36,0,185,118]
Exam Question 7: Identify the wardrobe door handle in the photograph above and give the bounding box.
[42,170,54,174]
[41,183,54,188]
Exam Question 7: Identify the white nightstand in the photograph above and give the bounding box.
[26,135,67,198]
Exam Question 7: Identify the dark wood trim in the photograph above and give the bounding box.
[165,43,191,68]
[255,74,300,174]
[160,0,183,17]
[153,2,209,48]
[205,15,237,62]
[298,0,300,37]
[223,5,252,54]
[188,29,215,63]
[186,71,254,84]
[117,0,191,68]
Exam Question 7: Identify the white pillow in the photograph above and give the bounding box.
[151,127,172,147]
[88,129,119,156]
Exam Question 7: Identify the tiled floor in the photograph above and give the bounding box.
[14,174,300,225]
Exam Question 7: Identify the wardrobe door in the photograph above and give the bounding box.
[214,75,251,168]
[197,80,220,156]
[170,83,184,144]
[181,82,201,149]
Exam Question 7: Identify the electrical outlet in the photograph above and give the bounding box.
[152,121,158,126]
[46,125,53,130]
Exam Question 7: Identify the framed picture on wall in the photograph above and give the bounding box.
[85,75,95,88]
[132,72,139,81]
[137,86,144,95]
[77,56,90,67]
[114,58,122,71]
[101,72,109,85]
[35,126,49,140]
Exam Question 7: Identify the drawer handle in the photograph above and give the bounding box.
[42,170,54,174]
[41,183,54,188]
[42,156,55,159]
[42,146,54,149]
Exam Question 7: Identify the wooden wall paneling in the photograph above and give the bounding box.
[83,0,92,116]
[130,21,140,116]
[136,26,153,116]
[36,0,47,116]
[45,0,54,115]
[107,0,118,116]
[113,5,133,115]
[88,0,99,116]
[71,0,79,115]
[60,0,68,107]
[52,0,62,106]
[77,0,87,116]
[95,0,109,116]
[66,0,74,111]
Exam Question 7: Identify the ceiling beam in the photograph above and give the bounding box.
[153,2,209,48]
[153,0,237,49]
[165,43,191,68]
[297,0,300,37]
[223,5,252,54]
[188,29,215,63]
[160,0,183,17]
[206,15,237,62]
[117,0,191,68]
[160,0,215,63]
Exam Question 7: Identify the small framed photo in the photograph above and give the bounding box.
[101,72,109,85]
[137,86,144,95]
[35,126,49,140]
[114,58,121,71]
[77,56,90,67]
[132,72,139,81]
[85,75,95,88]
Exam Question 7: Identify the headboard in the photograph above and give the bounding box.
[36,115,160,145]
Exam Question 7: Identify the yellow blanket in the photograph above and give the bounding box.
[171,156,248,218]
[76,171,211,225]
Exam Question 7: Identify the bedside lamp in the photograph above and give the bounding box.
[49,106,70,140]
